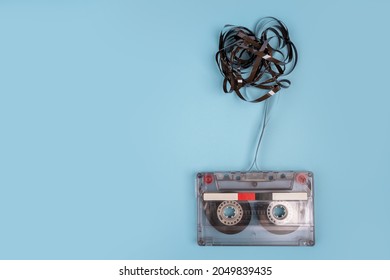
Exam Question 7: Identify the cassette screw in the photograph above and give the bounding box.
[204,174,213,184]
[296,173,307,185]
[198,239,205,246]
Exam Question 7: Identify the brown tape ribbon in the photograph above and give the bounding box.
[216,17,298,103]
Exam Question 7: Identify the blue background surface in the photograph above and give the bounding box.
[0,0,389,259]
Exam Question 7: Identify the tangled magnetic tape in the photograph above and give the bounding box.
[216,17,297,103]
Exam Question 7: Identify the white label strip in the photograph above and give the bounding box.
[272,192,307,200]
[203,193,237,201]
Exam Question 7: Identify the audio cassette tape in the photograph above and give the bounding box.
[197,171,315,246]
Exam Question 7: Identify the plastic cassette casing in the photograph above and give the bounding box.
[197,171,315,246]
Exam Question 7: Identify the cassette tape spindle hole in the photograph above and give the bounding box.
[272,205,287,220]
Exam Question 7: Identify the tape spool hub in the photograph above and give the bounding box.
[217,201,243,226]
[271,204,288,220]
[256,201,299,235]
[205,200,251,235]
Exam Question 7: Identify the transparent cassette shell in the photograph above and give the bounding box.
[197,171,315,246]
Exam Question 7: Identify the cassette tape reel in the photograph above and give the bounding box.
[204,200,251,234]
[197,171,315,246]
